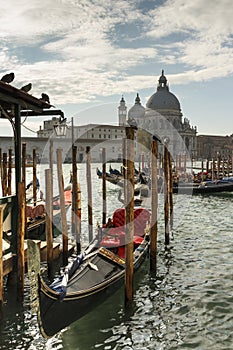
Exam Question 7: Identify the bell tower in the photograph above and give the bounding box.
[118,96,127,126]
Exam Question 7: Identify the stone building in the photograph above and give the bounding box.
[197,134,233,160]
[141,70,197,158]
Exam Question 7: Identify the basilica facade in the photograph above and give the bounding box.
[118,70,197,159]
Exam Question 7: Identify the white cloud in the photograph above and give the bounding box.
[0,0,233,108]
[146,0,233,79]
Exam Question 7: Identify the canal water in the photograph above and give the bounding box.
[0,163,233,349]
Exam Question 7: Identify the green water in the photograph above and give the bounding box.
[0,164,232,349]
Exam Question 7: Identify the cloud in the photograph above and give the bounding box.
[0,0,233,108]
[146,0,233,78]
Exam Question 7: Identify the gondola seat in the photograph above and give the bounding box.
[104,208,150,244]
[133,208,150,236]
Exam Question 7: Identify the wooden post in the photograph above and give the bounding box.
[33,149,37,206]
[163,143,169,246]
[227,158,230,177]
[122,138,127,206]
[125,127,135,305]
[178,154,181,173]
[45,169,53,275]
[206,159,209,174]
[49,140,53,200]
[150,138,158,271]
[72,145,81,253]
[201,159,204,181]
[2,153,7,197]
[191,153,193,174]
[22,143,26,189]
[17,182,26,300]
[7,149,12,196]
[86,146,93,242]
[212,158,214,180]
[102,148,106,226]
[141,153,144,170]
[0,207,3,307]
[217,153,220,179]
[168,151,173,231]
[56,149,68,265]
[183,153,186,173]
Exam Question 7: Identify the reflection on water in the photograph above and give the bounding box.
[0,163,233,349]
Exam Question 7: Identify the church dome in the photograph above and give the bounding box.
[128,93,145,119]
[146,70,180,111]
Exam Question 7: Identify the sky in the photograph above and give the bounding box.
[0,0,233,137]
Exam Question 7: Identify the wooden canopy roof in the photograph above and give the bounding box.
[0,80,52,114]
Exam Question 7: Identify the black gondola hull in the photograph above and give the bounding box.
[173,181,233,194]
[38,242,149,337]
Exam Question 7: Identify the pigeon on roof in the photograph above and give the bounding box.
[40,93,50,104]
[1,72,15,83]
[20,83,32,92]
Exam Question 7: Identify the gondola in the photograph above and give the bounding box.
[26,184,72,239]
[28,207,150,337]
[109,164,123,177]
[96,167,121,185]
[173,179,233,194]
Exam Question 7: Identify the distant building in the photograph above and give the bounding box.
[197,134,233,160]
[37,117,62,138]
[118,96,127,126]
[35,71,199,162]
[142,70,197,157]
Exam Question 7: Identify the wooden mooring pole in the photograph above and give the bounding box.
[211,158,215,180]
[125,126,135,305]
[33,149,37,206]
[168,151,173,231]
[57,149,68,265]
[102,148,107,226]
[163,141,170,246]
[17,182,26,300]
[22,143,26,190]
[86,146,93,242]
[45,169,53,276]
[72,145,81,253]
[122,138,127,207]
[150,137,158,271]
[217,153,220,179]
[49,140,54,201]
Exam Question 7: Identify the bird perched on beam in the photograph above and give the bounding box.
[40,93,50,104]
[1,72,15,83]
[20,83,32,92]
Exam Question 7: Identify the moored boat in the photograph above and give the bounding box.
[173,179,233,194]
[26,185,72,239]
[28,207,150,337]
